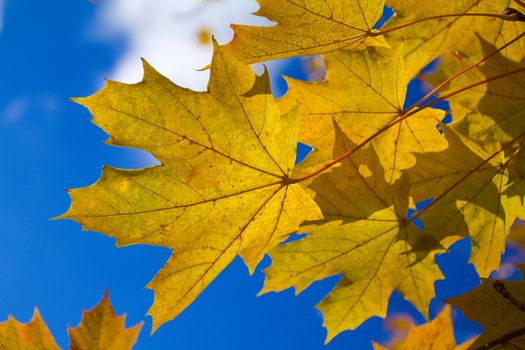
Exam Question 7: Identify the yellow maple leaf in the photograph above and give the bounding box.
[384,0,525,78]
[69,292,143,350]
[280,45,447,183]
[448,266,525,349]
[0,310,59,350]
[373,306,477,350]
[60,43,322,331]
[226,0,388,63]
[261,121,445,341]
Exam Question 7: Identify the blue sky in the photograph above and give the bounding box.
[0,1,521,349]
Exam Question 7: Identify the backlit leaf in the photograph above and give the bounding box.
[262,122,445,340]
[281,45,447,183]
[226,0,388,63]
[61,43,322,331]
[430,38,525,158]
[384,0,525,78]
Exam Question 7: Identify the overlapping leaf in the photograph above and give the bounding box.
[59,0,525,344]
[384,0,525,78]
[261,122,445,341]
[373,306,477,350]
[61,44,322,330]
[263,123,525,340]
[280,45,447,183]
[428,38,525,159]
[449,266,525,349]
[226,0,388,63]
[509,222,525,247]
[407,126,523,277]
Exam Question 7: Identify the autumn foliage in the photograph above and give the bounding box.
[3,0,524,349]
[0,292,141,350]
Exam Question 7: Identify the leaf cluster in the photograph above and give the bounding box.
[57,0,525,348]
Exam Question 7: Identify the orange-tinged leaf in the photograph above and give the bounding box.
[69,292,142,350]
[373,306,478,350]
[0,310,59,350]
[226,0,388,63]
[61,43,322,331]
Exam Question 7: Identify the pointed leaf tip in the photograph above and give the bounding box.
[69,291,142,350]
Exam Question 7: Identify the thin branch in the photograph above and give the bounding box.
[494,281,525,312]
[289,66,525,184]
[373,12,518,36]
[471,281,525,350]
[503,7,525,22]
[408,129,525,223]
[472,326,525,350]
[404,31,525,112]
[514,0,525,10]
[413,67,525,113]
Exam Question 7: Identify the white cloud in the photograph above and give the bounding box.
[92,0,275,91]
[0,96,60,126]
[1,98,30,125]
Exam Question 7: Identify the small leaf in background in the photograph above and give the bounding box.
[0,292,141,350]
[0,309,59,350]
[373,306,477,350]
[196,26,212,46]
[69,291,143,350]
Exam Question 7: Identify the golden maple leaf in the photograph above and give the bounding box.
[226,0,388,63]
[373,306,477,350]
[280,45,448,183]
[263,124,525,340]
[61,43,322,331]
[69,292,143,350]
[58,0,525,343]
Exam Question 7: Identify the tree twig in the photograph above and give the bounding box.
[471,281,525,350]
